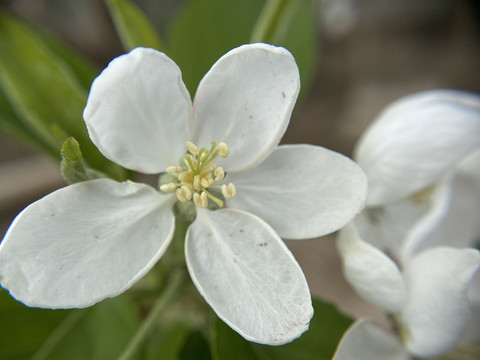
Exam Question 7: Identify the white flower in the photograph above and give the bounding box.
[335,90,480,357]
[353,90,480,258]
[0,44,367,345]
[333,319,410,360]
[336,223,480,358]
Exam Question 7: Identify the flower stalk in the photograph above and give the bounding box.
[250,0,291,43]
[118,268,184,360]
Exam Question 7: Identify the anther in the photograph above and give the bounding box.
[176,186,192,202]
[214,167,225,181]
[166,166,182,173]
[200,177,210,188]
[160,183,177,192]
[186,141,198,155]
[221,183,236,199]
[193,192,208,208]
[193,175,201,190]
[218,142,230,157]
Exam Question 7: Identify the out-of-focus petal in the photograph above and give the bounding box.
[84,47,192,174]
[0,179,176,308]
[402,247,480,358]
[400,174,475,261]
[191,44,299,172]
[333,319,410,360]
[185,208,312,345]
[402,151,480,261]
[337,223,407,313]
[227,145,367,239]
[355,90,480,206]
[355,197,429,254]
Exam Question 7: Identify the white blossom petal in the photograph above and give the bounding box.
[399,175,465,262]
[337,223,407,313]
[191,44,300,172]
[84,47,192,174]
[185,208,312,345]
[226,145,367,239]
[402,152,480,260]
[355,197,429,254]
[0,179,175,308]
[333,319,410,360]
[402,247,480,358]
[355,90,480,206]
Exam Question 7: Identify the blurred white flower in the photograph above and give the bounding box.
[352,90,480,258]
[336,223,480,359]
[0,44,368,345]
[335,90,480,358]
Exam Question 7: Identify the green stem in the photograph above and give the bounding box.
[118,269,184,360]
[250,0,290,43]
[32,310,86,360]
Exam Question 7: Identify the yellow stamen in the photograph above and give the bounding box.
[176,186,193,202]
[222,183,236,199]
[163,141,236,207]
[186,141,198,155]
[218,142,230,157]
[166,166,182,173]
[193,192,208,208]
[214,167,225,181]
[160,183,177,192]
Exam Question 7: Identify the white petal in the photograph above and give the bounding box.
[402,247,480,358]
[402,151,480,260]
[337,223,407,313]
[0,179,176,308]
[333,319,410,360]
[191,44,299,171]
[355,197,429,255]
[399,175,471,262]
[355,89,480,206]
[84,47,192,173]
[226,145,367,239]
[185,208,312,345]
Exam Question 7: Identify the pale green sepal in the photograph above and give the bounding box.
[60,137,106,184]
[105,0,165,52]
[173,201,196,223]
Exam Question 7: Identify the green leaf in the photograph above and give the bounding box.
[0,290,141,360]
[61,137,106,183]
[34,297,141,360]
[251,0,319,97]
[0,10,126,180]
[211,297,353,360]
[33,27,97,91]
[180,330,212,360]
[144,323,212,360]
[105,0,165,52]
[168,0,318,98]
[168,0,264,94]
[250,0,291,43]
[0,85,59,158]
[0,289,69,360]
[276,0,319,96]
[145,322,191,360]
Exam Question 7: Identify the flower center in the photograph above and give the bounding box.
[160,141,236,208]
